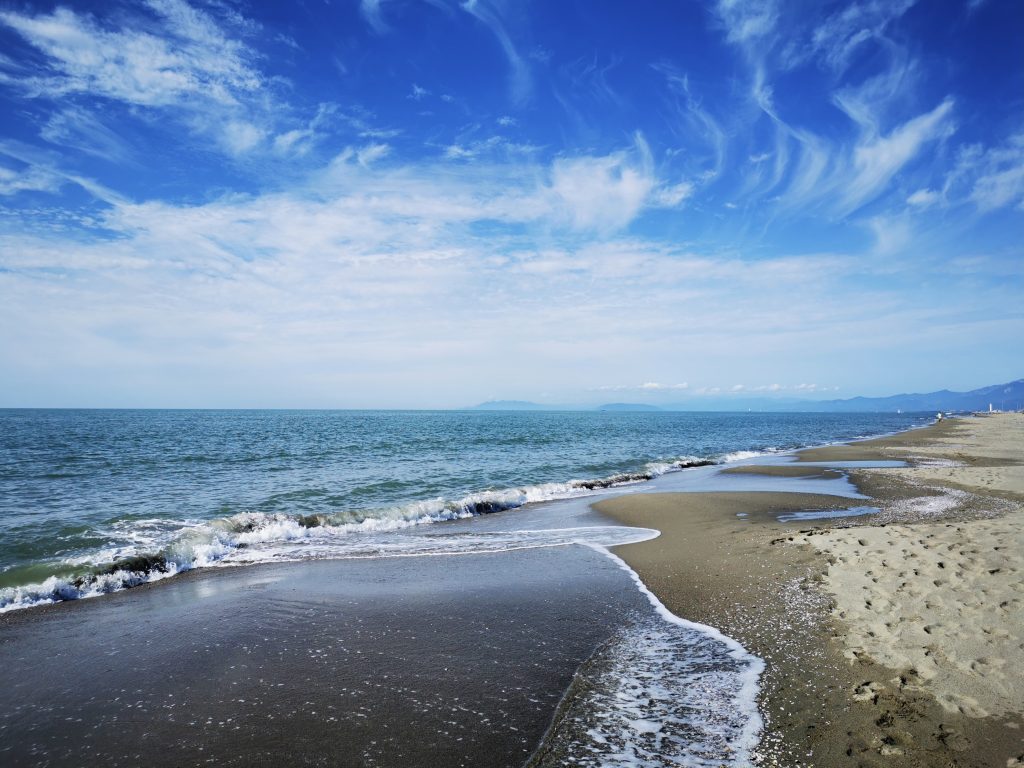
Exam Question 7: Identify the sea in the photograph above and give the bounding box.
[0,408,928,766]
[0,408,925,612]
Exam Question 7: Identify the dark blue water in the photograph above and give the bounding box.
[0,409,926,610]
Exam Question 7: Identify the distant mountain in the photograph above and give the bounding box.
[671,379,1023,413]
[793,379,1024,413]
[596,403,663,412]
[470,379,1024,413]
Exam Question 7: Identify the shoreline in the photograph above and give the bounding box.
[599,413,1024,766]
[2,412,1015,766]
[0,545,651,767]
[1,412,926,616]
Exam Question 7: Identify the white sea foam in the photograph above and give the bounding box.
[717,448,781,463]
[1,454,719,614]
[535,544,764,767]
[0,564,185,614]
[0,526,659,613]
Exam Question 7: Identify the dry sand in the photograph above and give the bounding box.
[805,414,1024,720]
[598,413,1024,767]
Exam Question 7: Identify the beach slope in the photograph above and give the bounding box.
[599,414,1024,767]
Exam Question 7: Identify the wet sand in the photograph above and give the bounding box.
[719,464,844,479]
[599,414,1024,767]
[0,546,648,767]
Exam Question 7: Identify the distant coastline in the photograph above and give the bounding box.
[470,377,1024,413]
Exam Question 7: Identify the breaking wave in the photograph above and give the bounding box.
[0,455,722,613]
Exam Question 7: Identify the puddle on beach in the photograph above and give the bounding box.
[775,506,879,523]
[793,460,906,468]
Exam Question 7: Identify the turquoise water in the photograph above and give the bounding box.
[0,409,926,610]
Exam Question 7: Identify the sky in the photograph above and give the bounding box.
[0,0,1021,408]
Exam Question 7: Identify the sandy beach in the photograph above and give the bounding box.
[599,413,1024,766]
[2,413,1019,767]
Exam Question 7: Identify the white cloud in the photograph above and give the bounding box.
[220,120,265,155]
[594,382,689,392]
[969,135,1024,211]
[4,194,1008,405]
[709,0,963,222]
[273,128,312,155]
[39,108,135,164]
[715,0,778,44]
[642,381,688,390]
[809,0,917,73]
[655,66,728,180]
[442,136,540,162]
[359,0,390,34]
[866,213,912,254]
[543,136,691,232]
[651,181,695,207]
[841,99,955,213]
[0,2,261,107]
[356,143,391,167]
[548,152,654,232]
[0,162,62,196]
[0,1,280,159]
[907,188,940,208]
[459,0,530,103]
[972,164,1024,211]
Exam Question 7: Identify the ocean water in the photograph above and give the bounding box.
[0,409,926,612]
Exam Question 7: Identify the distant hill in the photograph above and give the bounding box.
[470,379,1024,413]
[596,403,663,412]
[787,379,1024,413]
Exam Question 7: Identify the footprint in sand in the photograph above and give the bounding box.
[852,680,884,702]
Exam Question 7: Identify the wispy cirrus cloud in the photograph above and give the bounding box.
[966,135,1024,211]
[840,98,956,214]
[0,160,61,196]
[359,0,390,35]
[0,0,300,160]
[1,166,944,406]
[654,63,728,180]
[458,0,531,104]
[714,0,778,45]
[2,141,1018,406]
[807,0,917,73]
[39,107,137,165]
[0,0,1020,406]
[706,0,962,220]
[0,1,261,106]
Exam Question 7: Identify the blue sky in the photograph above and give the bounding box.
[0,0,1021,407]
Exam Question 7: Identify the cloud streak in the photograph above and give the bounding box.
[0,0,1019,405]
[0,1,261,106]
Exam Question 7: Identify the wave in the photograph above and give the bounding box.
[0,455,724,614]
[0,526,661,614]
[716,448,782,463]
[529,545,764,767]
